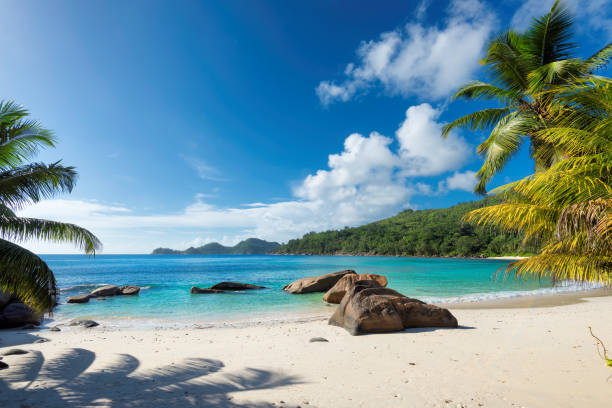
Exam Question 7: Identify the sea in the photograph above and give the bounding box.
[44,254,594,328]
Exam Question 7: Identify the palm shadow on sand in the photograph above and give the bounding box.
[0,348,302,407]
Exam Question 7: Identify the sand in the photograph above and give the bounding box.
[1,294,612,407]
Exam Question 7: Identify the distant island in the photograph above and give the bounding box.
[151,238,281,255]
[277,197,536,258]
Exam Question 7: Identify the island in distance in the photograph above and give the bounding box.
[151,238,281,255]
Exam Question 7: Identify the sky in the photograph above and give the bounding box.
[1,0,611,253]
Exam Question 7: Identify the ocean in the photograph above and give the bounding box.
[45,254,588,327]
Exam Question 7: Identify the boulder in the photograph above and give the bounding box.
[0,303,43,328]
[0,361,7,370]
[90,285,121,297]
[49,326,61,332]
[209,282,266,290]
[119,285,140,296]
[67,294,91,304]
[70,319,99,328]
[323,274,388,304]
[329,281,458,335]
[190,287,225,294]
[1,349,28,356]
[283,270,357,294]
[0,290,11,310]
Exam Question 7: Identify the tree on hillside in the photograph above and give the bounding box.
[0,101,101,311]
[442,0,612,194]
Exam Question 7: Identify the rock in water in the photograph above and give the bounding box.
[329,280,458,335]
[190,287,225,294]
[0,303,43,328]
[0,361,8,370]
[2,349,28,356]
[70,319,99,328]
[209,282,266,290]
[283,270,357,294]
[323,274,388,304]
[67,294,91,304]
[119,285,141,295]
[309,337,329,342]
[90,285,121,297]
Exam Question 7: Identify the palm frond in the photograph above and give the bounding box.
[452,81,521,105]
[441,108,512,138]
[524,0,575,66]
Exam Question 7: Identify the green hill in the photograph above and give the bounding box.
[277,197,535,258]
[152,238,281,255]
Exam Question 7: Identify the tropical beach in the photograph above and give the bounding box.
[1,0,612,407]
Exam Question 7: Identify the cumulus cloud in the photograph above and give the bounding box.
[316,0,496,105]
[511,0,612,39]
[439,170,478,192]
[19,104,473,254]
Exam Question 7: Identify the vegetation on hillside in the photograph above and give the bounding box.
[278,198,535,257]
[152,238,280,255]
[0,101,101,312]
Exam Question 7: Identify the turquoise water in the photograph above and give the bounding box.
[45,254,566,324]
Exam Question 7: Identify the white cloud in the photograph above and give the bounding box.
[18,104,473,254]
[316,0,496,105]
[440,170,478,192]
[181,155,225,181]
[511,0,612,40]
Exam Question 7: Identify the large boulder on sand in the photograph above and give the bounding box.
[190,287,225,294]
[90,285,121,297]
[119,285,140,296]
[283,270,356,294]
[329,280,458,335]
[209,282,266,290]
[0,302,43,328]
[67,294,91,304]
[323,274,388,304]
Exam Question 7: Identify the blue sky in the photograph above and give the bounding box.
[2,0,611,253]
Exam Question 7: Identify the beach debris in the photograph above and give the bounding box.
[588,326,612,380]
[49,326,61,332]
[309,337,329,343]
[209,282,266,290]
[329,280,458,335]
[119,285,141,295]
[34,338,50,343]
[67,294,91,304]
[323,273,388,304]
[0,361,8,370]
[90,285,121,297]
[0,302,43,328]
[2,349,28,356]
[283,270,356,294]
[70,319,99,328]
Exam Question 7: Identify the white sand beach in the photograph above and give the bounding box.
[1,292,612,408]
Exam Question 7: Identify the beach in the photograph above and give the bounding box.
[2,291,612,407]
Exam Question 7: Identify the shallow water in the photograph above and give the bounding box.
[44,254,586,325]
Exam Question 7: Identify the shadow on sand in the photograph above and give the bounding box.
[0,348,302,407]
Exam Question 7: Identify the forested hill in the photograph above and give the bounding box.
[277,198,535,257]
[152,238,280,255]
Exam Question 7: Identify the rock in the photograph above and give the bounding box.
[34,338,49,343]
[70,319,99,328]
[67,294,91,304]
[90,285,121,297]
[20,323,39,330]
[49,326,61,332]
[209,282,266,290]
[0,290,11,310]
[190,287,225,294]
[2,349,28,356]
[323,274,388,304]
[329,281,458,335]
[0,361,7,370]
[119,285,140,295]
[309,337,329,342]
[283,270,357,294]
[0,303,43,328]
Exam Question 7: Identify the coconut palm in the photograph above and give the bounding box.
[465,79,612,284]
[0,101,101,312]
[442,0,612,194]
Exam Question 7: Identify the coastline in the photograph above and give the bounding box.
[2,295,611,407]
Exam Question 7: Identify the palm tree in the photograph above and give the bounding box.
[442,0,612,194]
[0,101,101,312]
[465,79,611,284]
